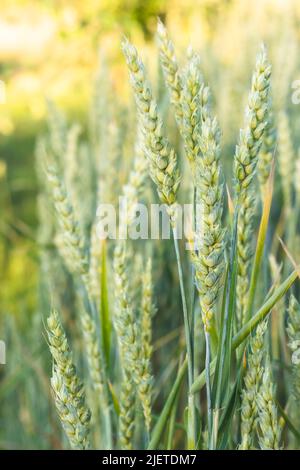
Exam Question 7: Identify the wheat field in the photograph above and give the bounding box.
[1,0,300,451]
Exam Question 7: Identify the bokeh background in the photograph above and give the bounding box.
[2,0,300,325]
[1,0,300,449]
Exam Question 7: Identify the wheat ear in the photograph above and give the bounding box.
[257,356,281,450]
[240,320,268,450]
[139,258,156,432]
[287,295,300,401]
[46,309,91,450]
[156,19,183,125]
[192,114,225,333]
[122,38,180,210]
[278,111,294,211]
[180,54,210,176]
[257,103,276,199]
[234,46,271,327]
[113,241,138,449]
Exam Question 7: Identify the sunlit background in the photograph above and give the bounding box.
[1,0,300,449]
[1,0,299,315]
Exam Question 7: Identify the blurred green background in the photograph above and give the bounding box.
[0,0,174,319]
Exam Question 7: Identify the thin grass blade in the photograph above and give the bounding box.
[246,162,274,321]
[100,240,111,366]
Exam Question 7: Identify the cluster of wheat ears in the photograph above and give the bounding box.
[34,21,300,450]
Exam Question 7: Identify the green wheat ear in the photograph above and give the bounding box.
[234,45,271,328]
[122,38,181,212]
[46,309,91,450]
[240,319,268,450]
[278,111,294,211]
[234,45,271,194]
[257,356,281,450]
[287,295,300,401]
[139,258,156,432]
